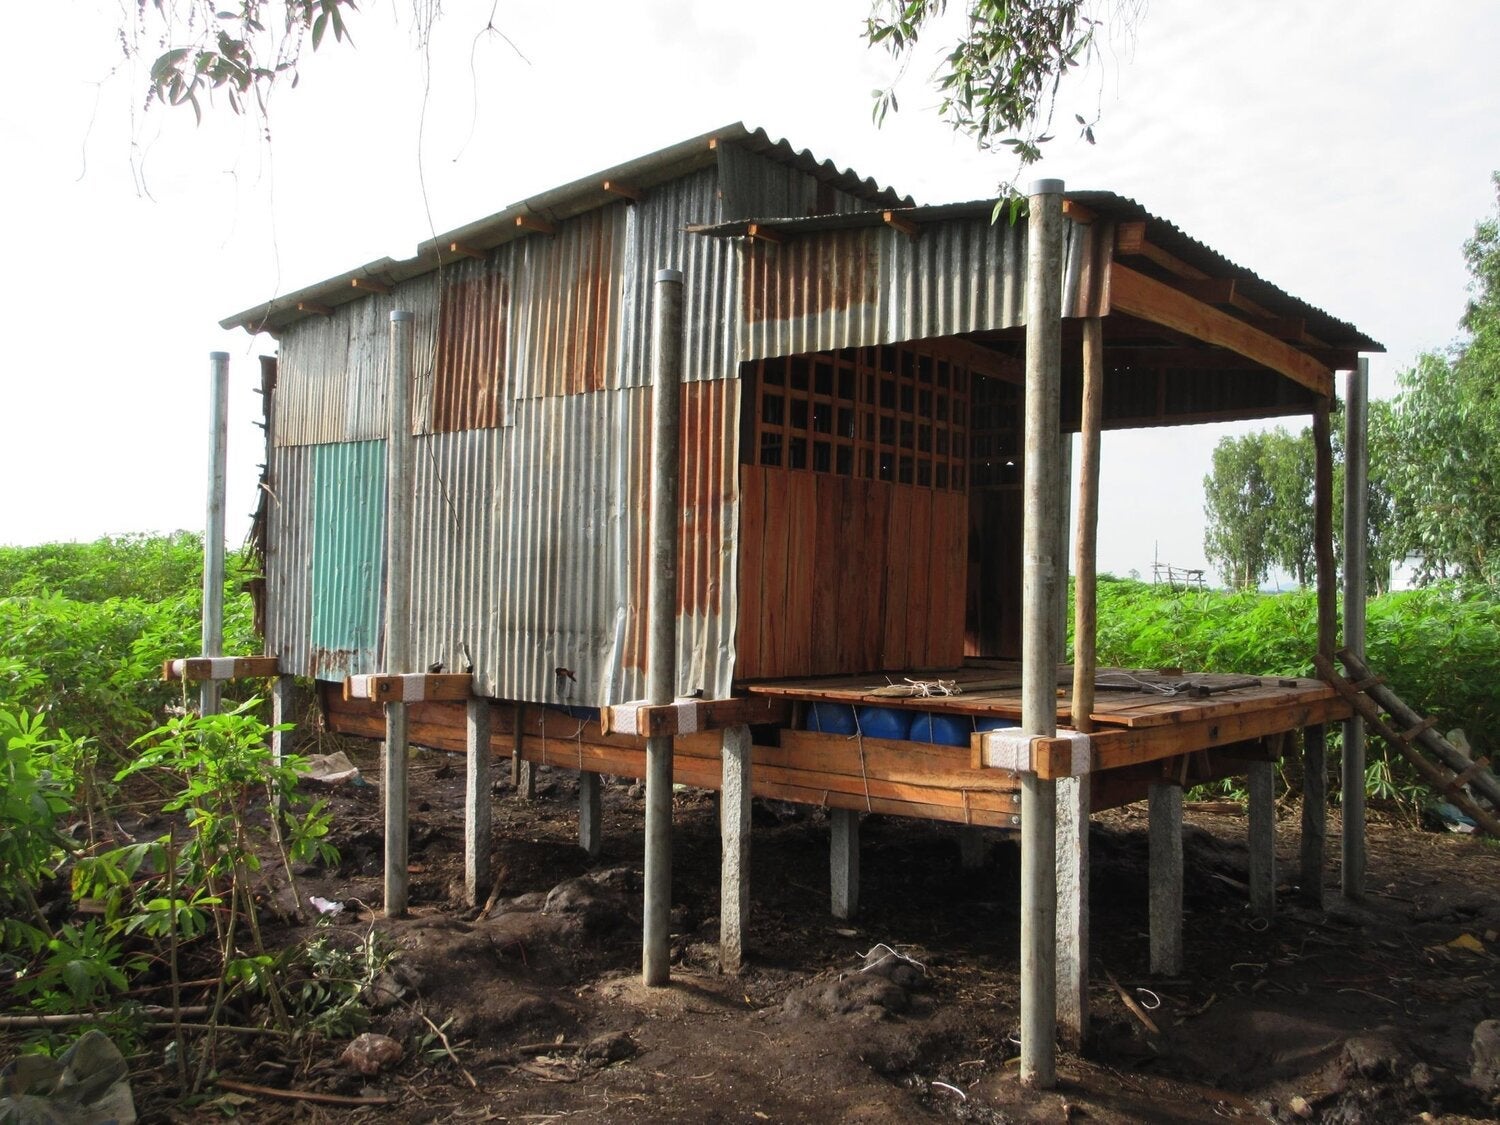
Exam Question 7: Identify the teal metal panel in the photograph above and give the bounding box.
[311,440,386,680]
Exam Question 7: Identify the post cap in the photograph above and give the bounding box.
[656,268,683,284]
[1027,178,1066,197]
[390,310,414,322]
[209,351,230,361]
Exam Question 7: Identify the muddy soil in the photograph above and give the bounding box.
[153,739,1500,1122]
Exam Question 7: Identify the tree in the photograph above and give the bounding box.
[1202,432,1276,589]
[1385,174,1500,586]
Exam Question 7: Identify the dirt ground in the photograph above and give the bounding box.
[149,737,1500,1123]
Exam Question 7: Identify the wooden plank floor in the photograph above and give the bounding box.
[740,661,1348,730]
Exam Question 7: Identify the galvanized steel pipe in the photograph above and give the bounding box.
[201,352,229,718]
[384,309,415,917]
[643,268,683,987]
[1341,359,1369,900]
[1020,180,1065,1089]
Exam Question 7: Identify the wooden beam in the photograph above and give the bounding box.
[1178,278,1238,305]
[515,214,557,235]
[1108,264,1333,395]
[1061,199,1096,225]
[603,695,793,738]
[350,277,391,295]
[448,241,486,261]
[163,656,281,682]
[343,673,472,704]
[602,180,643,203]
[882,210,920,238]
[915,335,1025,382]
[296,301,333,317]
[745,223,785,244]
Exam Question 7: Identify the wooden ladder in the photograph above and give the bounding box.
[1314,648,1500,838]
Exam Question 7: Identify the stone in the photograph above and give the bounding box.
[1472,1019,1500,1096]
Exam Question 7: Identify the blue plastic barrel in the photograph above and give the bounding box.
[806,703,858,734]
[856,706,912,740]
[910,712,973,746]
[975,715,1019,732]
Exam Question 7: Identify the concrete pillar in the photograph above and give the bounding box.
[269,675,295,771]
[579,771,602,859]
[1300,723,1327,909]
[830,808,860,921]
[959,826,990,870]
[1248,759,1276,920]
[720,724,752,973]
[1148,781,1183,976]
[1056,774,1091,1050]
[464,697,492,906]
[513,704,536,800]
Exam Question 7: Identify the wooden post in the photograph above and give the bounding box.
[512,703,535,799]
[1020,178,1066,1089]
[1299,723,1327,909]
[720,724,752,973]
[1341,361,1369,901]
[1148,781,1184,975]
[464,697,492,905]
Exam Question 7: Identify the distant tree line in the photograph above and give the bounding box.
[1204,174,1500,591]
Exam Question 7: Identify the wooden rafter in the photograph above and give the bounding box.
[515,214,557,235]
[882,210,920,238]
[1108,264,1333,396]
[448,241,486,261]
[350,277,391,295]
[602,180,643,202]
[745,223,785,244]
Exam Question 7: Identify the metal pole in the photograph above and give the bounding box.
[643,268,684,987]
[201,352,229,717]
[1020,179,1065,1088]
[1341,359,1369,901]
[384,309,415,918]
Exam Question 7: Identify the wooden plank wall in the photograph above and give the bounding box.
[736,464,967,678]
[966,489,1023,659]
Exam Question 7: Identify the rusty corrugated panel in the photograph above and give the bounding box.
[718,142,875,221]
[615,167,736,388]
[513,208,625,399]
[736,216,1098,362]
[263,443,314,676]
[310,440,386,680]
[272,277,439,447]
[432,257,514,431]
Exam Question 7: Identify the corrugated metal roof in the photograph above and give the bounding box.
[221,124,912,335]
[690,193,1383,353]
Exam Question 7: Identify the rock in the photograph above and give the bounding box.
[583,1031,636,1065]
[1287,1094,1314,1118]
[340,1033,403,1076]
[1343,1034,1401,1079]
[1472,1019,1500,1096]
[363,964,423,1012]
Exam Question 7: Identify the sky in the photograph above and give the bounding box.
[2,1,1498,584]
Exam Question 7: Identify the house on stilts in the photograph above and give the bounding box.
[207,124,1389,1083]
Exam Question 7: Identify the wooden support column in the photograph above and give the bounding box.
[830,809,860,921]
[1342,361,1369,901]
[1248,758,1277,920]
[513,704,536,799]
[1304,397,1336,909]
[579,773,602,858]
[1020,178,1066,1089]
[1299,723,1328,909]
[464,697,492,905]
[720,724,752,973]
[1148,780,1184,975]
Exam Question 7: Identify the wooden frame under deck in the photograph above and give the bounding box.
[320,665,1349,830]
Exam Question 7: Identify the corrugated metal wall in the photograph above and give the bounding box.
[717,144,873,220]
[309,440,386,679]
[738,216,1103,362]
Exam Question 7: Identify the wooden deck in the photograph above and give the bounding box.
[320,662,1350,833]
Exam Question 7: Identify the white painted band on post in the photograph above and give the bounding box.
[346,674,373,700]
[979,729,1091,776]
[170,659,187,679]
[345,674,430,702]
[607,699,703,736]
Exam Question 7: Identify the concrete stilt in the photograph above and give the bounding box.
[578,771,602,858]
[1300,723,1327,909]
[1056,774,1091,1051]
[269,675,295,772]
[464,697,492,906]
[830,808,860,921]
[720,724,752,973]
[1248,759,1277,920]
[1148,781,1184,976]
[959,826,990,870]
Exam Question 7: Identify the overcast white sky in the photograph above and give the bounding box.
[2,2,1498,584]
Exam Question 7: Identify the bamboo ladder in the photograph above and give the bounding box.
[1313,648,1500,837]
